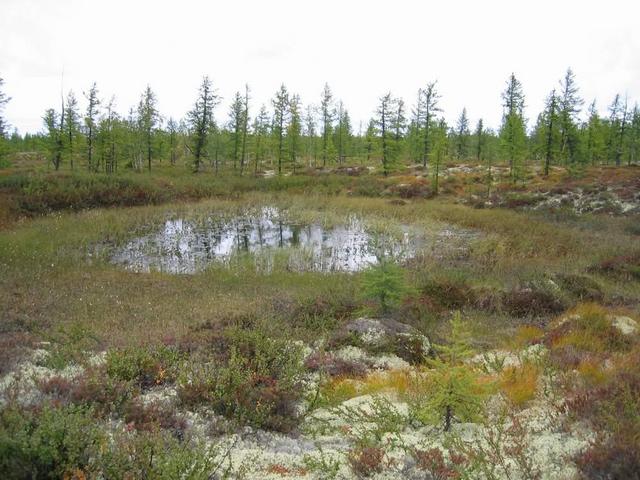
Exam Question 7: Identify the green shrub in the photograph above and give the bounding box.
[98,431,222,480]
[178,328,305,432]
[0,405,104,479]
[106,345,183,388]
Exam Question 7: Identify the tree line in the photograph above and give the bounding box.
[1,70,639,178]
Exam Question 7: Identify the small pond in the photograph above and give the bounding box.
[109,208,420,274]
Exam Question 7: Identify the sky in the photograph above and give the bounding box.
[1,0,639,135]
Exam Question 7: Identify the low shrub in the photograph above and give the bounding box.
[96,430,222,480]
[510,325,545,350]
[589,254,640,281]
[501,287,565,318]
[420,277,475,310]
[499,363,540,407]
[122,400,186,437]
[0,405,104,479]
[348,446,386,477]
[177,328,305,432]
[546,304,633,362]
[305,352,368,378]
[412,447,461,479]
[568,347,640,479]
[554,274,604,302]
[38,368,134,417]
[105,345,182,388]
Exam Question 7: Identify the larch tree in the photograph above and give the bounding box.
[101,96,119,174]
[43,107,64,170]
[187,76,220,172]
[272,84,290,175]
[240,84,250,175]
[375,92,397,176]
[288,93,302,173]
[607,94,629,166]
[584,100,605,165]
[417,82,441,168]
[335,102,353,164]
[0,77,11,160]
[137,85,160,171]
[252,105,270,174]
[64,91,80,170]
[628,104,640,166]
[320,83,335,166]
[475,119,492,195]
[304,104,317,166]
[541,89,560,176]
[365,119,376,164]
[84,82,100,171]
[167,117,179,165]
[392,99,407,141]
[558,68,583,165]
[431,118,448,195]
[455,108,470,160]
[335,101,345,164]
[418,313,488,432]
[499,73,527,182]
[228,91,244,171]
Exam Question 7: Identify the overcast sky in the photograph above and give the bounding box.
[1,0,639,135]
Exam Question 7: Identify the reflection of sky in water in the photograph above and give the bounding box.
[111,209,416,274]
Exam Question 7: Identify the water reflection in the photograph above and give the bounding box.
[110,208,416,274]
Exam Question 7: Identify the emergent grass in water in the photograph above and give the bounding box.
[110,207,419,273]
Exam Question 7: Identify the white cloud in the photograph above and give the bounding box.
[1,0,638,134]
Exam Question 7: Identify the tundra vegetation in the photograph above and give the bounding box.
[0,73,639,479]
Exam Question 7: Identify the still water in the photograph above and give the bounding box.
[110,208,417,274]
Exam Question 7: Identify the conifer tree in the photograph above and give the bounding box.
[628,104,640,166]
[84,82,100,171]
[541,89,560,176]
[499,73,527,182]
[375,92,397,176]
[417,82,441,168]
[475,119,485,163]
[100,96,119,174]
[137,85,160,171]
[320,83,335,166]
[0,77,9,161]
[288,93,302,172]
[475,119,492,196]
[167,117,179,165]
[365,119,376,164]
[558,68,583,165]
[272,84,289,175]
[607,94,629,166]
[584,100,605,165]
[43,108,64,170]
[187,76,219,172]
[0,77,9,139]
[252,105,270,174]
[431,119,448,194]
[455,108,470,160]
[240,84,250,175]
[361,259,408,314]
[415,312,488,432]
[304,104,317,166]
[228,91,244,171]
[64,91,80,170]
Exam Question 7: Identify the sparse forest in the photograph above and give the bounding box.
[2,69,639,180]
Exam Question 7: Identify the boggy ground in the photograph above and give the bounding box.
[0,163,639,479]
